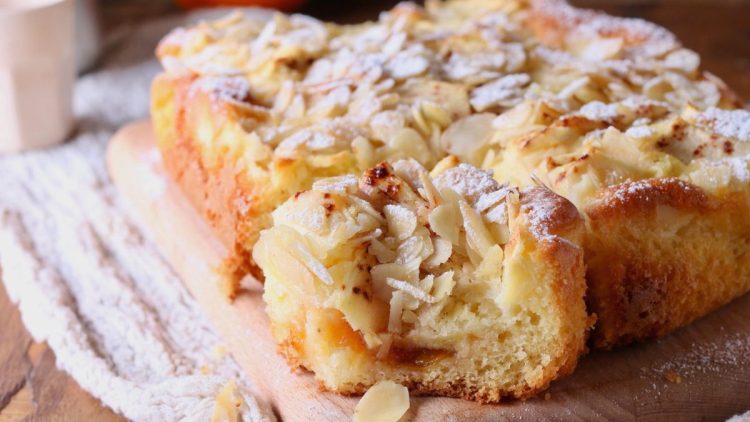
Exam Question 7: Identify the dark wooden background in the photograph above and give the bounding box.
[1,1,748,420]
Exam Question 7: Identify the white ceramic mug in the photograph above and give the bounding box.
[0,0,75,153]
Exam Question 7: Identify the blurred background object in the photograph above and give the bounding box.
[76,0,102,73]
[175,0,305,11]
[0,0,76,153]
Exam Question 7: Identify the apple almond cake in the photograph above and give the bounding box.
[150,0,750,397]
[253,160,591,401]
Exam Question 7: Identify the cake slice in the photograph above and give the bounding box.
[253,160,592,401]
[489,99,750,348]
[482,0,750,348]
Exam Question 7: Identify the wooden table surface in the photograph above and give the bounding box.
[1,1,748,421]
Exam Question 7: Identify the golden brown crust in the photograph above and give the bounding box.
[585,179,750,349]
[520,187,592,398]
[151,73,263,297]
[520,186,582,238]
[586,178,712,219]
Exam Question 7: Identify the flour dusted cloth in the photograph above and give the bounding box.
[0,12,274,422]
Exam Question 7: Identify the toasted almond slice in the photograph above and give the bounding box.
[369,238,397,264]
[371,262,415,302]
[440,113,496,165]
[418,170,441,206]
[395,235,425,265]
[386,277,437,303]
[424,237,452,269]
[375,333,394,360]
[402,309,418,324]
[458,200,495,254]
[432,271,455,300]
[388,291,405,333]
[421,101,451,127]
[475,244,505,283]
[349,196,386,223]
[384,204,417,240]
[419,274,434,293]
[353,381,409,422]
[430,155,460,178]
[292,241,334,285]
[664,48,700,74]
[428,203,460,245]
[312,175,358,194]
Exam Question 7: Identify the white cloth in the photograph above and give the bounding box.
[0,13,274,422]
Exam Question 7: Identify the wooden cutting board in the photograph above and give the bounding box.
[107,120,750,421]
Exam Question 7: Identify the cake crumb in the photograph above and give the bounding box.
[212,344,227,360]
[663,371,682,384]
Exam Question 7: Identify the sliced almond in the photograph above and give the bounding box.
[291,241,334,285]
[395,235,425,265]
[458,200,495,254]
[401,309,419,324]
[387,127,433,166]
[418,170,441,206]
[431,270,455,300]
[369,238,397,264]
[421,101,451,128]
[375,333,394,360]
[423,237,452,269]
[388,291,405,333]
[312,175,358,194]
[475,244,505,283]
[384,204,417,240]
[440,113,496,166]
[386,277,437,303]
[371,262,417,301]
[428,203,460,245]
[664,48,700,74]
[353,381,410,422]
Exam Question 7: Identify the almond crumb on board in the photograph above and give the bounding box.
[544,392,552,400]
[663,371,683,384]
[213,344,227,360]
[353,381,410,422]
[211,380,244,422]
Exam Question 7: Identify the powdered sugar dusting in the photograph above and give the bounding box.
[696,108,750,142]
[651,332,750,380]
[625,125,653,138]
[608,178,693,203]
[470,74,531,112]
[434,164,501,204]
[312,175,358,194]
[520,187,560,240]
[531,0,679,57]
[190,76,251,103]
[578,101,619,122]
